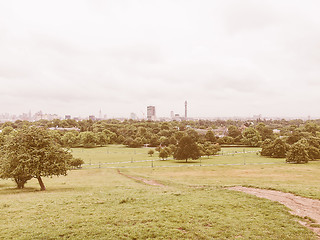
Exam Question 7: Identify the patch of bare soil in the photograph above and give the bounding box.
[117,170,165,187]
[228,186,320,238]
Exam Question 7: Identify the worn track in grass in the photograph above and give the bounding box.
[117,170,165,187]
[228,186,320,239]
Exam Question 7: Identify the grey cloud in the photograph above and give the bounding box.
[221,0,280,34]
[1,1,320,118]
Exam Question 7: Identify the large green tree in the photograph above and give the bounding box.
[304,122,319,136]
[79,131,97,147]
[286,140,310,164]
[261,138,289,158]
[305,137,320,160]
[205,130,216,143]
[0,127,72,190]
[255,123,274,141]
[61,131,79,147]
[241,127,262,147]
[95,132,109,147]
[174,136,201,162]
[227,125,241,139]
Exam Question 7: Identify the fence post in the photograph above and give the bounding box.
[243,149,246,165]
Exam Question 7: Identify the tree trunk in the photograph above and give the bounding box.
[37,176,46,191]
[14,178,25,189]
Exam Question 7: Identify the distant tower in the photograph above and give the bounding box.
[147,106,156,121]
[99,109,102,119]
[185,101,187,120]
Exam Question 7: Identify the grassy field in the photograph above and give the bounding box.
[71,145,281,169]
[0,145,319,239]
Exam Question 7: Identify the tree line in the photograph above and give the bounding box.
[1,118,320,190]
[260,122,320,163]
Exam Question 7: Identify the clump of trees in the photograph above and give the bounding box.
[261,133,320,164]
[285,138,320,164]
[241,127,262,147]
[261,138,289,158]
[286,140,310,164]
[2,117,320,167]
[198,142,221,158]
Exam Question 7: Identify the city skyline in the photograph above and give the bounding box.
[1,1,320,118]
[0,107,316,122]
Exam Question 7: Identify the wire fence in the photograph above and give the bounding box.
[77,150,281,170]
[80,161,282,170]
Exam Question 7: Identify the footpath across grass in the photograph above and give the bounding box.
[127,161,320,200]
[0,167,317,239]
[0,146,319,239]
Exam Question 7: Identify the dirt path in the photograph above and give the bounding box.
[117,170,165,187]
[228,186,320,238]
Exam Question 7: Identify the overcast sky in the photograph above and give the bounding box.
[1,0,320,119]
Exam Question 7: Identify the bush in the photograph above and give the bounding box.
[261,138,289,158]
[159,149,169,160]
[69,158,85,169]
[148,149,154,157]
[286,141,310,164]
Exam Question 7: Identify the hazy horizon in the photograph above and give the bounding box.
[1,1,320,119]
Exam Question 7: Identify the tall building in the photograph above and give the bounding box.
[147,106,156,121]
[185,100,187,120]
[170,111,174,119]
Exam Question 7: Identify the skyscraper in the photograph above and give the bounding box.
[147,106,156,121]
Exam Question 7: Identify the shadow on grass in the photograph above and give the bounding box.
[0,187,38,195]
[45,186,82,193]
[173,161,202,164]
[0,186,79,195]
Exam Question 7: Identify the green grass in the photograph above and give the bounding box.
[128,161,320,199]
[71,145,159,163]
[71,145,282,169]
[0,146,319,239]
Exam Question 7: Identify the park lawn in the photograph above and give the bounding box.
[126,161,320,200]
[0,167,317,240]
[71,145,159,165]
[71,145,281,169]
[0,146,319,239]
